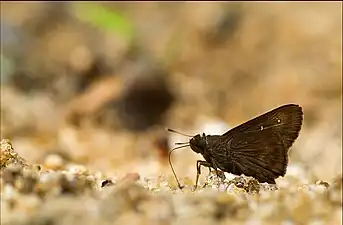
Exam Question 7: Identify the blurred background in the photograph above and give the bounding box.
[1,2,342,182]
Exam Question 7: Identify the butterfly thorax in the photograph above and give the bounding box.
[189,133,222,155]
[189,133,207,154]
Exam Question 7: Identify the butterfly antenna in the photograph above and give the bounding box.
[168,144,190,189]
[166,128,193,137]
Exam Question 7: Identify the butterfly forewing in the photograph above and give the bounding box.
[223,104,303,143]
[212,104,303,184]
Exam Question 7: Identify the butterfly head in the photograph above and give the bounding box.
[190,133,207,154]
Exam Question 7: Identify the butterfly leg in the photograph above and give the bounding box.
[211,160,224,191]
[194,160,212,191]
[208,167,212,176]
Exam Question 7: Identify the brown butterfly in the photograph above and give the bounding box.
[168,104,303,190]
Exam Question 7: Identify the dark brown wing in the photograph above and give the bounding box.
[211,104,303,183]
[222,104,303,149]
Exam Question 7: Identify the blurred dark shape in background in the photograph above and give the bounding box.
[115,54,174,132]
[62,48,175,132]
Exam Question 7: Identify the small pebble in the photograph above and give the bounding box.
[124,173,140,182]
[44,154,64,170]
[101,179,114,188]
[66,164,88,175]
[315,180,330,188]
